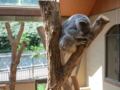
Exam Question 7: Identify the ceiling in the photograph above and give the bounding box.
[60,0,97,16]
[0,0,119,17]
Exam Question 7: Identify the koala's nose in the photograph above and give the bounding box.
[79,31,84,35]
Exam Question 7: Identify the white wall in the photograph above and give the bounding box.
[86,8,120,90]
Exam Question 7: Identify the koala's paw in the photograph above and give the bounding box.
[86,34,94,40]
[81,40,87,44]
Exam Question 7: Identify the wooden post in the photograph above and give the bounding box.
[5,22,26,90]
[71,74,80,90]
[38,1,110,90]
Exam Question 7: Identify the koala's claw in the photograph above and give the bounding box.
[81,40,87,44]
[86,34,94,40]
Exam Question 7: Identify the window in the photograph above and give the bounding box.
[0,0,39,6]
[35,78,47,90]
[106,25,120,82]
[0,0,42,16]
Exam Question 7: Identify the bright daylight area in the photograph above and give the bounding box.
[0,0,39,6]
[0,0,120,90]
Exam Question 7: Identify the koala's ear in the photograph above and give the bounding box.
[79,21,87,26]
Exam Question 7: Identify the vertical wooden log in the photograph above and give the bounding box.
[71,75,80,90]
[39,1,62,90]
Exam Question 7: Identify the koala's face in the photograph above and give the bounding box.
[75,16,91,36]
[79,21,90,36]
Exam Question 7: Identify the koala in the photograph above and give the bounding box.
[59,14,93,54]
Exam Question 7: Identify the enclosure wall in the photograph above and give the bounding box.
[86,8,120,90]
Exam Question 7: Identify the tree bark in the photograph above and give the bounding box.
[56,15,109,88]
[5,22,26,90]
[37,26,46,49]
[37,26,72,90]
[39,1,109,90]
[39,1,62,90]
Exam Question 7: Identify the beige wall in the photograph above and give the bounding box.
[15,83,35,90]
[77,54,86,87]
[4,82,35,90]
[64,53,86,88]
[86,8,120,90]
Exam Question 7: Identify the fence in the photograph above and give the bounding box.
[0,52,48,81]
[0,66,48,81]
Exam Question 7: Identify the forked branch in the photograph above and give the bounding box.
[5,22,14,45]
[5,22,26,90]
[57,15,110,87]
[16,22,24,47]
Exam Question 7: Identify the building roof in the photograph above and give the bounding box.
[0,0,120,16]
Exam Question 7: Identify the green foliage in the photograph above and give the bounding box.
[29,43,45,59]
[37,83,46,90]
[0,21,44,53]
[0,22,11,53]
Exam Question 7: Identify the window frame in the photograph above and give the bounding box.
[105,24,120,86]
[0,5,41,16]
[35,78,47,90]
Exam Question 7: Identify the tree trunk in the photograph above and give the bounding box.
[37,27,72,90]
[39,1,110,90]
[39,1,62,90]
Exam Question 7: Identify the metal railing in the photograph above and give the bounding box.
[0,66,48,81]
[0,52,48,81]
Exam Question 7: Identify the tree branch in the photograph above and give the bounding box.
[37,26,72,90]
[37,26,46,49]
[5,22,14,45]
[16,41,26,64]
[39,1,62,89]
[56,15,110,87]
[15,22,24,46]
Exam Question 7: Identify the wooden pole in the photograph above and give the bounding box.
[71,75,80,90]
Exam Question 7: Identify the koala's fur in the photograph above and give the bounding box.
[59,14,92,54]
